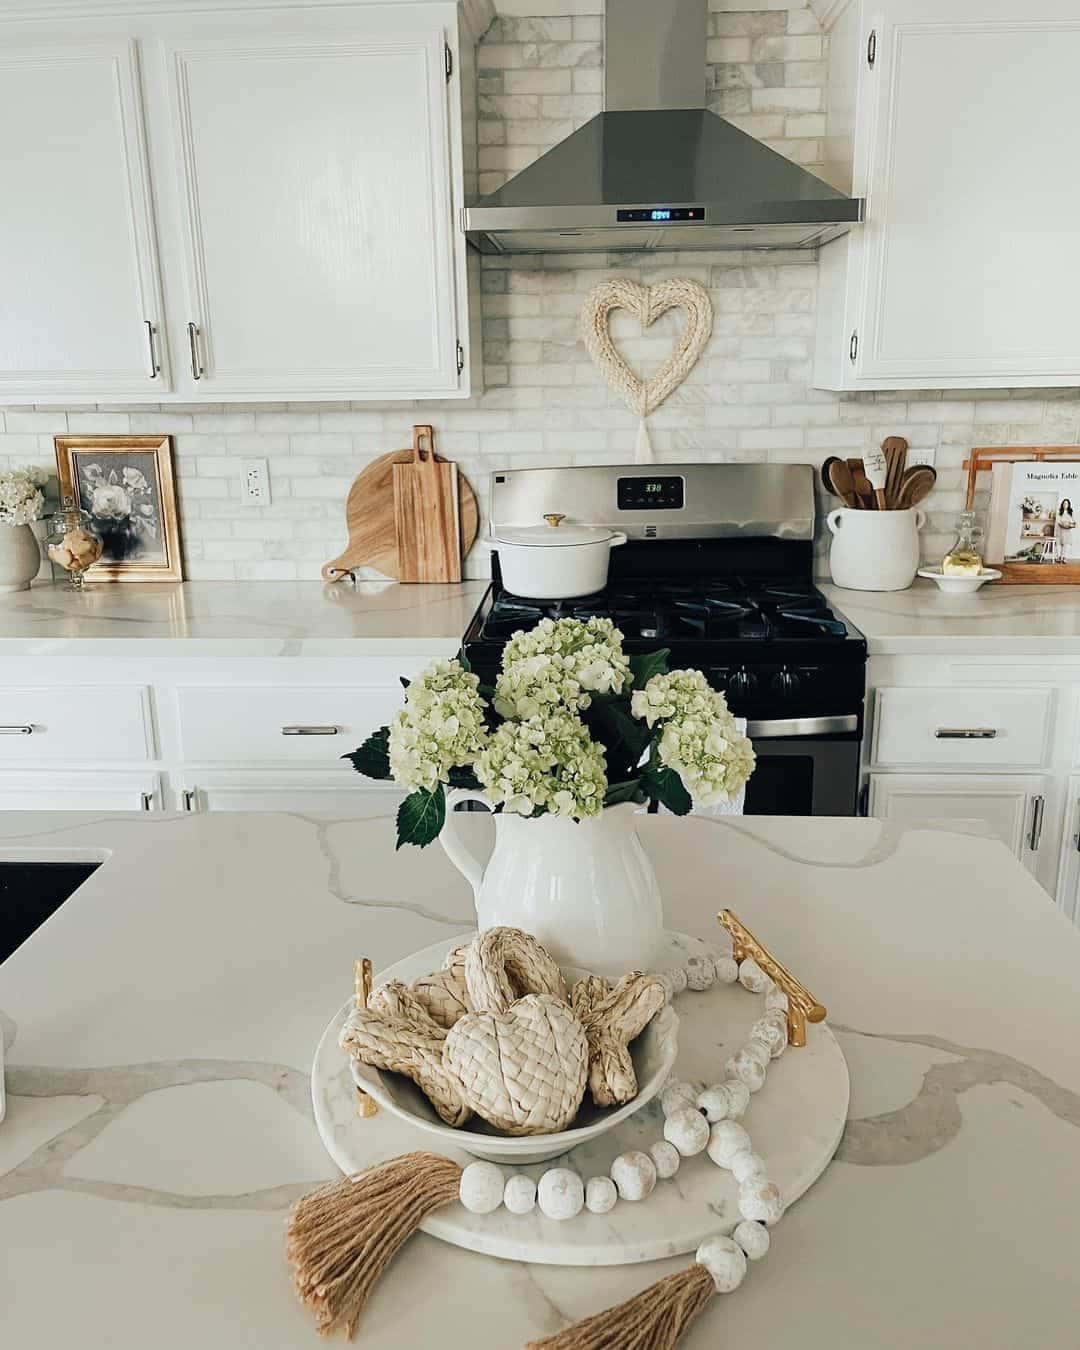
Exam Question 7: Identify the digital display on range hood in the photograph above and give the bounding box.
[616,207,705,223]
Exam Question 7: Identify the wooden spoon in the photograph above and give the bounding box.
[826,458,861,508]
[881,436,908,508]
[820,456,843,497]
[847,458,875,509]
[897,464,937,509]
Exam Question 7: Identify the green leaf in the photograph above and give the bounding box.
[396,786,446,849]
[642,766,692,817]
[629,648,670,690]
[447,765,482,791]
[343,727,392,781]
[582,698,652,780]
[604,778,646,807]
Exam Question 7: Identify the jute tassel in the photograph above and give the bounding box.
[524,1261,715,1350]
[287,1152,461,1338]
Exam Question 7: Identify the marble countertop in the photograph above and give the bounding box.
[2,810,1078,1348]
[824,579,1080,654]
[0,580,488,656]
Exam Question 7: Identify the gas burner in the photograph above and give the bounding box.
[773,607,848,640]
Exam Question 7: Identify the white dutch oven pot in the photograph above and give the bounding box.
[491,513,627,599]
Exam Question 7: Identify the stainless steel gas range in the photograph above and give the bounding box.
[461,463,867,817]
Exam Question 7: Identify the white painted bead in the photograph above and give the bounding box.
[664,1106,710,1157]
[722,1080,751,1119]
[733,1220,771,1261]
[696,1084,732,1123]
[502,1174,537,1215]
[750,1016,788,1059]
[738,1179,784,1225]
[725,1050,767,1093]
[695,1235,747,1294]
[713,956,739,985]
[741,1040,770,1071]
[610,1150,657,1202]
[585,1175,618,1214]
[765,987,788,1014]
[730,1150,767,1185]
[660,1079,699,1117]
[707,1120,752,1169]
[668,965,689,995]
[537,1168,584,1221]
[684,954,717,991]
[650,1140,681,1179]
[459,1161,505,1215]
[738,958,773,994]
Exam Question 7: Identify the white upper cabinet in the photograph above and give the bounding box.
[0,3,473,403]
[0,37,168,398]
[815,0,1080,390]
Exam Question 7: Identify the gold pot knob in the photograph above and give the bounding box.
[543,513,566,528]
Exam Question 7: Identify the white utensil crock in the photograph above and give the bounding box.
[827,507,926,592]
[0,523,41,593]
[438,792,664,976]
[491,516,627,599]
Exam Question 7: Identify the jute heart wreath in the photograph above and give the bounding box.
[581,278,713,463]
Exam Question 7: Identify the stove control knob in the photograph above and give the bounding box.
[772,667,801,698]
[727,667,758,699]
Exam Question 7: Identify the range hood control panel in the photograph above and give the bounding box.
[616,207,704,223]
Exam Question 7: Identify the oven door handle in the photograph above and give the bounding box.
[746,715,859,739]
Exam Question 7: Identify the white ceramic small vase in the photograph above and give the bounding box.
[438,792,664,976]
[827,507,926,592]
[0,523,42,593]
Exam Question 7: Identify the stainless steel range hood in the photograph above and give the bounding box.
[464,0,863,255]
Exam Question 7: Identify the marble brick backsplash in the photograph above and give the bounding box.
[4,5,1080,581]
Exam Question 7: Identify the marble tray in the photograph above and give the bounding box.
[311,931,850,1267]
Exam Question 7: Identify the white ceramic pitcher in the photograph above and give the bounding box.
[827,507,926,591]
[438,792,664,976]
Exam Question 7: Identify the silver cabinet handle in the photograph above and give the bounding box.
[181,788,196,812]
[281,725,340,737]
[746,714,857,739]
[1028,794,1045,852]
[0,725,33,735]
[1074,798,1080,853]
[187,322,203,380]
[140,791,155,812]
[934,728,998,739]
[144,320,159,378]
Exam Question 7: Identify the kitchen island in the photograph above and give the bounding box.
[1,810,1079,1348]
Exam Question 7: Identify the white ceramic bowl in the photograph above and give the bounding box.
[917,567,1001,594]
[349,980,679,1165]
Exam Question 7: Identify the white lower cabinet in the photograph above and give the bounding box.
[178,772,402,817]
[0,770,162,812]
[1052,775,1080,926]
[868,773,1051,880]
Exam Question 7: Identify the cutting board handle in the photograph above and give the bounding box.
[412,424,436,467]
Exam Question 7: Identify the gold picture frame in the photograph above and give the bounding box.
[54,435,183,583]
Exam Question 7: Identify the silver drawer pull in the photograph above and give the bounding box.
[934,728,998,740]
[140,791,155,812]
[0,724,34,735]
[282,725,340,737]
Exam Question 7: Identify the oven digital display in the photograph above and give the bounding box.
[617,476,685,510]
[616,207,705,224]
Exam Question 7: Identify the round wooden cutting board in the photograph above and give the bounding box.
[322,449,479,582]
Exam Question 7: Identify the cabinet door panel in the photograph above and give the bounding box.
[1052,774,1080,927]
[182,771,402,818]
[0,39,167,397]
[0,770,160,812]
[861,10,1080,381]
[162,30,459,396]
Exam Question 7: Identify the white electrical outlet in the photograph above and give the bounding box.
[906,447,937,468]
[240,458,271,506]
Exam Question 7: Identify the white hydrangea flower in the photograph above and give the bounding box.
[657,709,756,806]
[475,710,607,819]
[388,659,488,792]
[630,668,718,728]
[0,467,46,527]
[495,616,631,719]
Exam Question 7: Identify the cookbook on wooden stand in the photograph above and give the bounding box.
[967,446,1080,584]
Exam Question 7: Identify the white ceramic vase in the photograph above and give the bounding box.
[438,792,664,976]
[0,523,41,593]
[827,507,926,591]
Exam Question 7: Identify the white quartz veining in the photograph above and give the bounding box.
[2,810,1079,1348]
[824,579,1080,654]
[0,580,487,655]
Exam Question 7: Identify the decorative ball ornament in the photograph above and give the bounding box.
[695,1235,748,1294]
[707,1120,752,1168]
[714,956,739,985]
[765,986,789,1013]
[585,1175,618,1214]
[738,958,772,994]
[649,1140,681,1180]
[726,1050,767,1093]
[730,1150,767,1185]
[696,1083,732,1123]
[668,965,689,995]
[663,1106,710,1158]
[750,1015,788,1059]
[538,1168,585,1221]
[733,1219,771,1261]
[459,1161,505,1215]
[722,1079,751,1119]
[738,1179,784,1225]
[684,954,716,992]
[503,1174,537,1215]
[610,1150,657,1202]
[740,1040,771,1071]
[660,1079,699,1117]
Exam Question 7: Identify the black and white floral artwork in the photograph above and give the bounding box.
[73,451,165,565]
